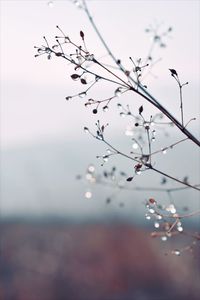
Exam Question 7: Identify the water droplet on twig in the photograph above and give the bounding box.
[173,249,181,256]
[47,1,54,8]
[85,191,92,199]
[79,92,87,98]
[103,106,109,112]
[145,214,151,220]
[114,87,123,97]
[154,222,160,228]
[132,143,138,149]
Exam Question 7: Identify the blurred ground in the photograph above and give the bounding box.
[0,222,199,300]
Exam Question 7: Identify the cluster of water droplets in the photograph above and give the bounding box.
[84,190,92,199]
[114,87,123,97]
[145,199,157,221]
[84,164,96,199]
[85,164,96,182]
[166,203,176,214]
[151,129,156,142]
[96,155,110,166]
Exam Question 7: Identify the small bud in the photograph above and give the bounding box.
[78,92,87,98]
[126,177,134,182]
[139,105,143,114]
[80,30,84,39]
[169,68,178,76]
[71,74,80,80]
[55,52,62,57]
[80,78,87,85]
[149,198,156,205]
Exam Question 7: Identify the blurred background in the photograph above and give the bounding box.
[0,0,200,299]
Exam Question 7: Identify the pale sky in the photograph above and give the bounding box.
[1,0,199,147]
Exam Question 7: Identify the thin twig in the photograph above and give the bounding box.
[96,136,200,191]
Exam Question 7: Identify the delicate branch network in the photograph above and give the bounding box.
[36,0,200,255]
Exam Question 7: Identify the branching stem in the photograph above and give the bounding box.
[82,0,200,147]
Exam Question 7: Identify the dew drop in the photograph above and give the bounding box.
[47,1,54,8]
[77,56,84,64]
[149,208,155,214]
[161,236,167,241]
[173,249,181,256]
[145,214,151,220]
[65,96,72,101]
[103,106,109,112]
[88,164,95,173]
[79,92,87,98]
[73,0,81,7]
[106,149,111,154]
[166,204,176,214]
[177,226,183,232]
[103,155,109,162]
[154,222,160,228]
[125,126,133,136]
[132,143,138,149]
[135,170,141,175]
[115,87,123,97]
[96,135,103,140]
[156,214,162,220]
[85,191,92,199]
[162,148,167,154]
[86,173,92,180]
[85,54,94,61]
[152,137,156,142]
[166,232,172,237]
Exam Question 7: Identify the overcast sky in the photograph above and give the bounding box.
[1,0,199,147]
